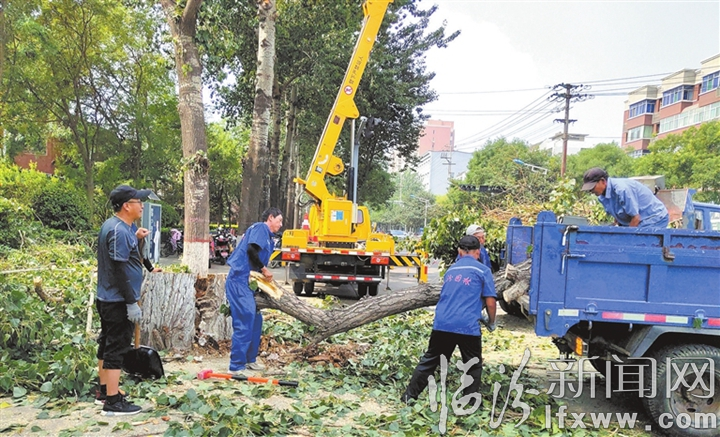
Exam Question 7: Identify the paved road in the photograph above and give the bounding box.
[158,254,440,298]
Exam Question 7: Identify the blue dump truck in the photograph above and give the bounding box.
[501,200,720,437]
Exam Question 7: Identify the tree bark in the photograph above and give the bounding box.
[268,78,282,208]
[280,85,297,225]
[255,281,441,345]
[238,0,276,231]
[160,0,210,276]
[140,272,197,350]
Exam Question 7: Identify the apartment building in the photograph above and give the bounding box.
[417,150,473,195]
[417,119,454,156]
[622,53,720,157]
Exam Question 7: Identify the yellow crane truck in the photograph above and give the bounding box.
[276,0,426,297]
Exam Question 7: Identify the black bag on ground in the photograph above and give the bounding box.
[122,324,164,379]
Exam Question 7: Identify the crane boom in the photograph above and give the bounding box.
[278,0,428,295]
[296,0,392,204]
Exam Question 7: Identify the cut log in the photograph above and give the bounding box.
[493,260,531,304]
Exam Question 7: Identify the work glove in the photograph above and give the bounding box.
[126,303,142,324]
[480,311,490,326]
[479,309,496,332]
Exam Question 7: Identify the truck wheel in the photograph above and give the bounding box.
[357,283,368,298]
[643,344,720,437]
[368,283,379,297]
[303,281,315,296]
[292,281,303,296]
[498,297,524,317]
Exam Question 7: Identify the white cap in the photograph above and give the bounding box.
[466,224,484,236]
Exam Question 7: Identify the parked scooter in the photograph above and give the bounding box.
[211,227,234,265]
[161,228,183,257]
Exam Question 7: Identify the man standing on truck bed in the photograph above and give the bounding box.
[582,167,669,228]
[402,235,497,407]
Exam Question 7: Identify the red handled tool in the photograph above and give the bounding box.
[197,369,298,387]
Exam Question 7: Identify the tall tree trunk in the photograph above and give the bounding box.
[238,0,276,231]
[280,85,297,226]
[0,0,4,149]
[160,0,209,276]
[268,78,282,209]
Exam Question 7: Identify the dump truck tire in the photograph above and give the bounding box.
[643,343,720,437]
[292,281,303,296]
[498,297,524,317]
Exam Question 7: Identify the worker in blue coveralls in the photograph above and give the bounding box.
[581,167,669,228]
[402,235,497,406]
[465,224,492,271]
[226,207,283,375]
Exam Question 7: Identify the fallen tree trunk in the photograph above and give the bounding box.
[140,261,533,351]
[255,280,441,345]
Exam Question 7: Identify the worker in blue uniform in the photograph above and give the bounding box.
[226,207,283,374]
[465,224,492,271]
[582,167,669,228]
[402,235,497,406]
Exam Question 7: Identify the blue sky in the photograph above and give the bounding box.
[423,0,720,151]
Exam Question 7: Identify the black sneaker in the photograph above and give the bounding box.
[102,395,141,416]
[95,388,127,406]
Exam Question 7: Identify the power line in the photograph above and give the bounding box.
[437,86,549,95]
[454,90,555,146]
[435,72,673,96]
[575,72,671,85]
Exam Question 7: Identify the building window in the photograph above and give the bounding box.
[628,149,650,158]
[658,101,720,134]
[626,125,653,142]
[628,100,656,118]
[662,85,694,107]
[701,71,720,94]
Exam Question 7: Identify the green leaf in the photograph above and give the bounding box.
[13,387,27,398]
[40,381,53,393]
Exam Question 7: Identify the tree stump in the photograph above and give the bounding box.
[140,272,197,350]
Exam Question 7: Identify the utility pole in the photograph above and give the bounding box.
[550,83,590,176]
[440,150,455,179]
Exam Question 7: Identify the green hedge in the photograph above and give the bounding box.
[31,182,91,231]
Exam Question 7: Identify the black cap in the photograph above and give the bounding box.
[458,235,480,251]
[110,185,153,208]
[582,167,609,191]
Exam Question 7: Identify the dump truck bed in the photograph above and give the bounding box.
[506,211,720,338]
